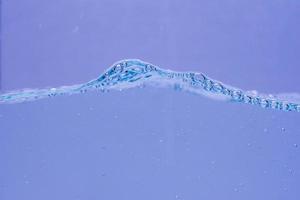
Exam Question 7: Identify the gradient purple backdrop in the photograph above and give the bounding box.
[0,0,300,200]
[2,0,300,92]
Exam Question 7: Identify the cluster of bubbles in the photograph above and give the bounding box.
[0,59,299,112]
[83,59,300,112]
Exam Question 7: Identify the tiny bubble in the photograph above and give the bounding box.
[72,26,79,33]
[100,146,107,150]
[294,144,298,148]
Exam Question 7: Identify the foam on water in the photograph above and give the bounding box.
[0,59,299,112]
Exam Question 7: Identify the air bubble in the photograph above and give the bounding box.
[145,64,154,72]
[222,88,231,96]
[231,90,243,101]
[174,84,182,91]
[203,79,213,91]
[286,103,297,111]
[113,64,123,74]
[252,97,260,105]
[244,95,252,103]
[192,73,205,84]
[259,99,269,108]
[270,100,279,109]
[167,73,174,79]
[296,105,300,112]
[212,82,223,93]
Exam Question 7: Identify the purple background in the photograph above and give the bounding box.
[1,0,300,92]
[1,0,300,200]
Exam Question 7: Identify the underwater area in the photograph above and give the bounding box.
[1,0,300,200]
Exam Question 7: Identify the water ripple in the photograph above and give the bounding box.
[0,59,299,112]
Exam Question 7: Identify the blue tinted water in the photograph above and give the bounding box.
[1,59,299,112]
[1,1,299,199]
[0,85,299,200]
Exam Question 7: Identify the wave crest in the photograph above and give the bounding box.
[0,59,299,112]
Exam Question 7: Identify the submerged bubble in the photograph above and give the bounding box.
[113,63,123,74]
[222,88,231,96]
[145,64,155,72]
[212,82,223,93]
[270,100,281,109]
[174,83,182,91]
[192,73,205,84]
[294,144,298,148]
[259,99,269,108]
[231,90,243,102]
[243,95,252,104]
[203,79,213,91]
[286,103,298,111]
